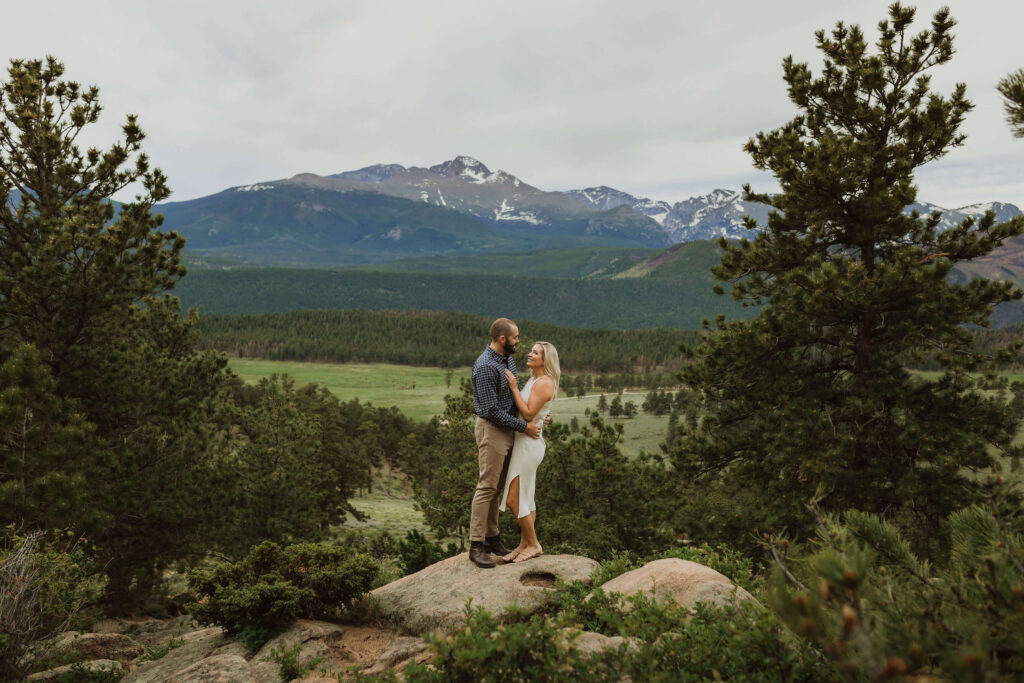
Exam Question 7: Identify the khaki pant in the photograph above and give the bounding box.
[469,417,514,542]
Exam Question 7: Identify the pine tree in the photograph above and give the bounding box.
[998,68,1024,138]
[676,6,1024,552]
[0,57,228,605]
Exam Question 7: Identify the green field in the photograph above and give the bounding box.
[228,358,472,422]
[226,358,671,457]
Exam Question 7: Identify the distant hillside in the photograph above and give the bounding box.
[355,247,660,278]
[173,267,751,329]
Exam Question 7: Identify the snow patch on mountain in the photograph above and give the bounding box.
[237,184,274,192]
[564,186,672,225]
[494,198,542,224]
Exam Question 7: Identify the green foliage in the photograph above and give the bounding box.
[536,415,676,559]
[676,6,1024,556]
[767,472,1024,681]
[396,592,828,682]
[398,530,454,575]
[998,68,1024,138]
[262,641,321,682]
[0,343,93,530]
[0,530,106,681]
[187,540,377,647]
[219,376,383,554]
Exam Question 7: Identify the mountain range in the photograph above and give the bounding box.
[159,155,1023,268]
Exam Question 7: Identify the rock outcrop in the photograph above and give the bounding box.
[28,659,124,681]
[50,631,146,662]
[24,554,766,680]
[370,552,600,634]
[599,558,756,611]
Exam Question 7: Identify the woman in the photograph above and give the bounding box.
[499,341,559,563]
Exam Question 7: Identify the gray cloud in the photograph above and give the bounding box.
[3,0,1022,209]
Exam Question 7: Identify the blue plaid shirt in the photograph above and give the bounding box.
[472,346,527,432]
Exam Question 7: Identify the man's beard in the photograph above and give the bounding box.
[503,340,517,355]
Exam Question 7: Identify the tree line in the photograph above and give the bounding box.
[194,309,699,374]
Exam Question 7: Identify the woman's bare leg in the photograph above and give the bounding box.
[502,477,527,560]
[513,509,542,562]
[505,476,519,517]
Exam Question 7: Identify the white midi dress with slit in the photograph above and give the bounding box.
[499,376,552,519]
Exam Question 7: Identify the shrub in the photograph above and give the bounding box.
[767,474,1024,681]
[187,540,376,647]
[0,531,106,680]
[395,595,829,682]
[398,530,454,575]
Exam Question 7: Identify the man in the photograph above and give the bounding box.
[468,317,542,568]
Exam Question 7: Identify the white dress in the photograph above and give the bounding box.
[499,376,553,519]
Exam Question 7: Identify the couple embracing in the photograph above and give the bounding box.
[468,317,560,569]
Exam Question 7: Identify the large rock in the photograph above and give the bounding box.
[363,636,430,675]
[599,558,756,611]
[125,627,244,683]
[28,659,123,681]
[92,615,196,649]
[175,654,253,682]
[371,552,599,634]
[567,630,640,658]
[50,631,146,662]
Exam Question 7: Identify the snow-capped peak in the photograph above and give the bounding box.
[429,156,493,183]
[705,188,740,204]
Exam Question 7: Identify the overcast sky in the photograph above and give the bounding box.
[4,0,1023,209]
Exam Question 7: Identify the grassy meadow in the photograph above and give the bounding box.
[228,358,472,422]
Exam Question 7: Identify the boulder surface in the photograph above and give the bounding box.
[599,558,756,611]
[50,631,145,662]
[371,552,599,633]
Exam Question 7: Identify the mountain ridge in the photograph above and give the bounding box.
[152,155,1022,267]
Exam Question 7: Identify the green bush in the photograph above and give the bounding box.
[262,641,320,682]
[394,594,829,682]
[0,531,106,680]
[187,540,376,647]
[398,530,454,575]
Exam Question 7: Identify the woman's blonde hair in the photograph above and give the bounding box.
[535,341,560,396]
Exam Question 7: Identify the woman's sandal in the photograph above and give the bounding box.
[502,549,522,562]
[513,547,543,563]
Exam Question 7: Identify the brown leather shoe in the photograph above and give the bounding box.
[483,535,511,556]
[469,542,495,568]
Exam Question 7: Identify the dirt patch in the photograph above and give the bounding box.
[327,626,393,669]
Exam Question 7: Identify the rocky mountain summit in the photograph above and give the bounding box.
[26,555,756,681]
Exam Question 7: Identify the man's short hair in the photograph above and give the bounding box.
[490,317,516,342]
